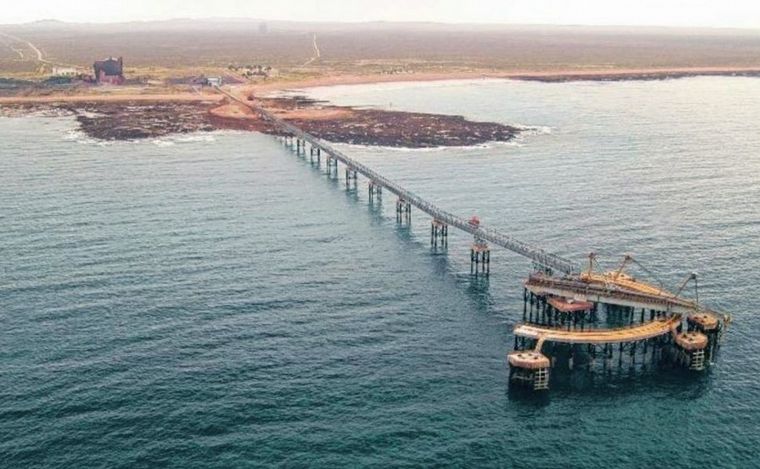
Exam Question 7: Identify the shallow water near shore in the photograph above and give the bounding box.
[2,76,760,467]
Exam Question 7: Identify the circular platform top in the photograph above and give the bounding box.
[508,351,550,369]
[675,331,709,351]
[688,313,720,331]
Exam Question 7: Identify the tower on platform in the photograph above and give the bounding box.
[674,331,709,371]
[508,350,550,390]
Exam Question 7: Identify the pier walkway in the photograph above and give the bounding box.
[214,86,728,386]
[214,86,723,322]
[514,315,682,346]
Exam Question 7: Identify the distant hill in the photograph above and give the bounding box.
[2,19,760,72]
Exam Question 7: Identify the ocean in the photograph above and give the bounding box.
[2,77,759,467]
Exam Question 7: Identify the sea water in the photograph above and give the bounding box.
[1,77,759,467]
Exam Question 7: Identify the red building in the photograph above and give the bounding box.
[93,57,125,85]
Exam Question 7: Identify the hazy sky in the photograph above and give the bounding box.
[3,0,760,28]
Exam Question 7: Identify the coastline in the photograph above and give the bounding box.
[2,66,759,144]
[3,66,760,105]
[244,66,760,95]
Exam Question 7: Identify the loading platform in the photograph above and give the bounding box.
[525,273,710,315]
[210,85,730,392]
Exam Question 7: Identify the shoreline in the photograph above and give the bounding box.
[245,66,760,95]
[0,94,522,147]
[2,66,759,145]
[2,66,760,105]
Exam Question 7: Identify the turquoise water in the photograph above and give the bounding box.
[2,77,759,467]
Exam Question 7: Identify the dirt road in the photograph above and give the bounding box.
[0,31,49,64]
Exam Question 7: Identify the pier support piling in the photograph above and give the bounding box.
[368,181,383,201]
[430,219,448,247]
[470,238,490,275]
[345,168,358,188]
[396,198,411,223]
[325,155,338,175]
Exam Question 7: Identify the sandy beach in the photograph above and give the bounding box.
[3,66,760,106]
[244,66,760,95]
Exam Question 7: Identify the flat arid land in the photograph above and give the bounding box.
[2,20,760,145]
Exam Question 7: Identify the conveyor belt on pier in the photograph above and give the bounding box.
[525,273,712,315]
[514,315,682,345]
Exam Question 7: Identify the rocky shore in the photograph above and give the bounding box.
[0,101,218,140]
[232,95,520,148]
[0,95,519,148]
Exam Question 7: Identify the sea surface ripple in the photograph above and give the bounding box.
[1,77,759,468]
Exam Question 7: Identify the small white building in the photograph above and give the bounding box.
[52,67,79,77]
[206,77,223,87]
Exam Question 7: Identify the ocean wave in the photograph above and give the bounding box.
[333,142,452,153]
[151,132,223,146]
[330,139,520,153]
[77,111,103,119]
[62,129,100,145]
[1,108,74,119]
[59,130,232,147]
[173,134,218,143]
[514,124,553,136]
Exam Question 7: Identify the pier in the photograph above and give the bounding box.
[215,87,730,391]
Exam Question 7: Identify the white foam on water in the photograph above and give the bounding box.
[333,142,451,153]
[330,139,521,153]
[174,134,217,143]
[62,128,100,145]
[78,111,103,119]
[515,124,553,135]
[151,132,228,146]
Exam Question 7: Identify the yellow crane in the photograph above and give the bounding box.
[581,253,676,298]
[578,252,729,331]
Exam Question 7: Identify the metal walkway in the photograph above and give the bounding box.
[216,87,579,275]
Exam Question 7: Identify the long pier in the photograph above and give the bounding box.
[214,86,728,390]
[215,87,578,275]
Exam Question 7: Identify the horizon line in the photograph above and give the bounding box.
[2,17,760,32]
